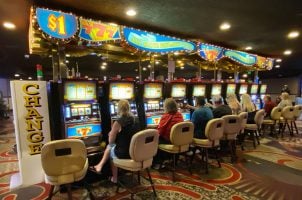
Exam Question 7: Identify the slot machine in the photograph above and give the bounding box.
[225,83,237,98]
[250,84,261,110]
[238,83,248,99]
[210,83,223,104]
[61,80,102,152]
[138,81,165,128]
[108,81,138,122]
[191,84,207,106]
[169,82,190,121]
[260,84,267,108]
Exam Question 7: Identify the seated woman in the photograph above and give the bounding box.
[153,98,184,169]
[90,100,139,183]
[226,93,241,115]
[277,92,293,108]
[241,93,257,124]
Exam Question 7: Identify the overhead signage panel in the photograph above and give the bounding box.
[123,27,195,52]
[257,56,267,68]
[79,18,121,42]
[224,50,257,66]
[199,44,224,61]
[36,8,77,39]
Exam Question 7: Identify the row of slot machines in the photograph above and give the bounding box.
[47,80,267,152]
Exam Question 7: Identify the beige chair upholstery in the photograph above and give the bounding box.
[41,139,88,200]
[245,109,265,148]
[262,107,282,137]
[113,129,159,198]
[238,112,248,150]
[193,118,225,173]
[280,106,295,136]
[221,115,241,162]
[292,105,302,134]
[158,121,194,181]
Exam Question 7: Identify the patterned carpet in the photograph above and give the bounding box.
[1,115,302,200]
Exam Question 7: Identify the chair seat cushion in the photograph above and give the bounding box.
[245,124,257,130]
[262,119,274,125]
[45,159,88,185]
[193,138,219,148]
[158,144,189,153]
[113,158,153,171]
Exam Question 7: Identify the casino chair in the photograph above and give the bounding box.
[262,107,283,137]
[113,129,159,199]
[292,105,302,135]
[221,115,241,162]
[192,118,225,173]
[158,122,194,181]
[245,109,265,148]
[41,139,90,200]
[280,106,295,137]
[237,112,248,150]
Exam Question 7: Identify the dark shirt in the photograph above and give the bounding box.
[191,106,213,139]
[264,101,276,118]
[213,105,232,118]
[114,115,140,159]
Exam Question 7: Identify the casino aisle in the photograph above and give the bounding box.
[1,114,302,199]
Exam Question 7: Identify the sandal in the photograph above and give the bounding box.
[89,166,102,175]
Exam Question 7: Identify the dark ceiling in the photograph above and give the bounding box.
[0,0,302,80]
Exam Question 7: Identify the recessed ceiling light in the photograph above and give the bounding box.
[155,61,160,64]
[242,74,248,78]
[28,77,32,80]
[275,65,280,68]
[126,9,137,16]
[276,58,282,62]
[102,62,107,66]
[220,22,231,30]
[3,22,16,30]
[101,66,106,70]
[14,73,20,77]
[24,54,30,59]
[287,31,299,39]
[148,64,151,68]
[245,46,253,50]
[229,76,233,79]
[284,50,292,55]
[143,67,147,71]
[136,76,139,79]
[66,54,71,57]
[19,78,23,80]
[65,60,69,63]
[180,66,184,70]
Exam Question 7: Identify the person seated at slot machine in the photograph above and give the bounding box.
[241,94,257,123]
[263,95,276,119]
[226,93,242,115]
[152,98,184,169]
[191,96,214,139]
[212,95,232,118]
[277,92,293,109]
[90,100,140,183]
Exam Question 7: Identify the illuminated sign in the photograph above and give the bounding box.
[36,8,77,39]
[199,44,223,61]
[79,18,120,41]
[257,56,266,68]
[123,27,195,52]
[224,50,257,66]
[266,58,274,70]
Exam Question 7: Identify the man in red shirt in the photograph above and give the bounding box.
[263,95,276,118]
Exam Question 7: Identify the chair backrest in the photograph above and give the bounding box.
[254,109,265,127]
[294,105,302,118]
[270,107,282,120]
[238,112,248,130]
[221,115,241,136]
[41,139,87,177]
[205,118,225,141]
[281,106,295,120]
[170,122,194,146]
[129,129,159,162]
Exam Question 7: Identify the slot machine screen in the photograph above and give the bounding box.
[211,84,222,96]
[66,122,101,139]
[171,84,186,98]
[64,81,96,101]
[144,83,162,99]
[260,85,267,93]
[251,85,258,94]
[70,104,91,116]
[193,85,206,97]
[239,85,248,95]
[226,84,236,95]
[109,82,134,100]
